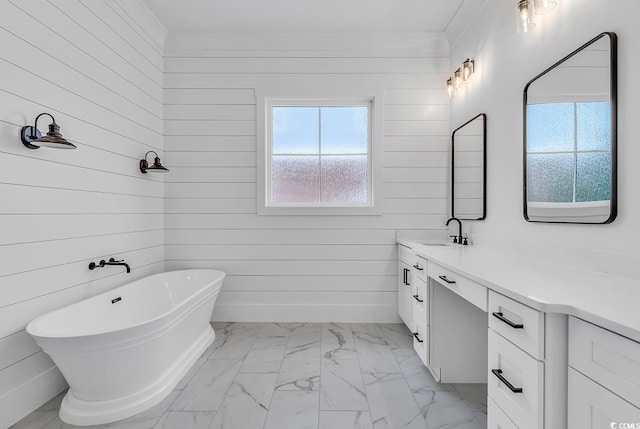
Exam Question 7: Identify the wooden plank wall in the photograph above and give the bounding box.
[163,33,451,322]
[0,1,166,426]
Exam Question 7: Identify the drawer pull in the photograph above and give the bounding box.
[403,268,408,285]
[413,264,424,271]
[492,312,524,329]
[438,275,456,284]
[412,294,424,303]
[412,332,424,343]
[491,369,523,393]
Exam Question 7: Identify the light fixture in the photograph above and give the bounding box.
[463,59,474,81]
[534,0,557,14]
[446,78,454,99]
[139,151,169,173]
[20,113,76,149]
[516,0,536,33]
[454,68,462,88]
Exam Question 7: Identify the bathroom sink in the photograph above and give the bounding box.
[415,241,453,246]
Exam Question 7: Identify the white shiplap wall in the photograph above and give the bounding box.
[0,1,165,426]
[163,33,450,322]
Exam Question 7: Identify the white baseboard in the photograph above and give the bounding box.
[0,366,67,428]
[211,303,401,323]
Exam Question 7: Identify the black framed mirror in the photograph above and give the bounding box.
[452,113,486,220]
[524,32,617,224]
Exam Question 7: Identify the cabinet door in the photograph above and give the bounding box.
[397,260,412,327]
[568,368,640,429]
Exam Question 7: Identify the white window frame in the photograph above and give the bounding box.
[257,91,383,216]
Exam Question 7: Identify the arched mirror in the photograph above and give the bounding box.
[524,32,617,223]
[452,113,486,220]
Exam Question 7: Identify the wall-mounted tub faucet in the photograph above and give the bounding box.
[89,258,131,273]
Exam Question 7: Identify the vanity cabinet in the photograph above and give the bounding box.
[567,317,640,428]
[397,245,414,327]
[487,291,567,429]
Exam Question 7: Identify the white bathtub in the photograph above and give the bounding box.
[26,269,225,426]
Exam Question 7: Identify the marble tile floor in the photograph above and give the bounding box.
[12,323,487,429]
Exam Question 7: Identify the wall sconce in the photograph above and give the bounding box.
[446,78,454,99]
[463,59,474,81]
[446,59,475,99]
[20,113,76,149]
[516,0,536,33]
[139,151,169,173]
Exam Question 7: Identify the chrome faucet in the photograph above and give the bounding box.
[446,217,466,245]
[89,258,131,273]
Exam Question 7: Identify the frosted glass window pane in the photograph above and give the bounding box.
[272,107,319,154]
[577,102,610,151]
[576,153,611,202]
[320,155,368,203]
[272,156,319,203]
[321,107,369,154]
[527,103,574,153]
[527,153,574,202]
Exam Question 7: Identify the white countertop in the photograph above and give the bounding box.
[400,241,640,343]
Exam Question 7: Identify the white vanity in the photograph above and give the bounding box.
[397,240,640,429]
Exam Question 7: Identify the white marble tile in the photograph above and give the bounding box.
[285,324,322,359]
[40,416,96,429]
[321,323,357,360]
[36,392,65,411]
[319,411,374,429]
[260,322,307,338]
[275,356,320,391]
[453,384,487,413]
[209,373,276,429]
[473,411,487,429]
[320,359,368,411]
[153,411,216,429]
[413,389,481,429]
[170,359,242,411]
[207,323,262,360]
[399,354,456,392]
[239,336,287,373]
[263,390,319,429]
[363,373,429,429]
[353,325,401,374]
[379,324,415,362]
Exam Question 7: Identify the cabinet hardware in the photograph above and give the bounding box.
[491,369,523,393]
[412,332,424,343]
[412,294,424,303]
[438,275,456,284]
[413,264,424,271]
[492,312,524,329]
[403,268,410,285]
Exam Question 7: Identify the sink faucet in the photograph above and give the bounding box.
[446,217,464,245]
[89,258,131,273]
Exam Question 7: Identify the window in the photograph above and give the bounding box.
[526,101,611,203]
[258,96,381,215]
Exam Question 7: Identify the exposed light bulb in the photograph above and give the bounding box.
[454,68,462,88]
[517,0,536,33]
[535,0,557,14]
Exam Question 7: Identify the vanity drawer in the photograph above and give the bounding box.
[411,278,428,321]
[488,397,519,429]
[569,317,640,408]
[412,314,428,366]
[489,291,544,359]
[488,330,543,429]
[398,244,414,265]
[429,262,487,311]
[412,256,427,282]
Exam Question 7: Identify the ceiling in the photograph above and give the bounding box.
[143,0,467,34]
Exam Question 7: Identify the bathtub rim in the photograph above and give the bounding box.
[26,269,225,339]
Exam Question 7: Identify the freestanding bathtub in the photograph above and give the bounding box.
[26,269,225,426]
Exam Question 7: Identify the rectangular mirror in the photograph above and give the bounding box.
[452,113,486,220]
[524,32,617,223]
